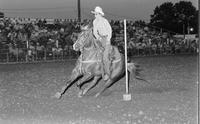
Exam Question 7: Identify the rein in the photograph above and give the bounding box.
[80,59,101,63]
[80,58,121,63]
[83,46,93,51]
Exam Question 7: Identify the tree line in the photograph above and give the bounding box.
[150,1,198,34]
[0,1,198,35]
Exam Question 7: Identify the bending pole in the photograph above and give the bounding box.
[123,19,131,101]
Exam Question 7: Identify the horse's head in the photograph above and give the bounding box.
[73,24,94,51]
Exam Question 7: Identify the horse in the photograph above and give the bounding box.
[55,26,145,98]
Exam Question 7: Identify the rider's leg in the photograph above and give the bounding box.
[77,73,93,88]
[103,45,111,80]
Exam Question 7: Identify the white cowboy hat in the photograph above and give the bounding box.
[91,6,104,16]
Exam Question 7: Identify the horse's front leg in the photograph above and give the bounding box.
[82,76,101,96]
[55,68,81,99]
[77,73,94,97]
[76,72,93,88]
[95,78,114,98]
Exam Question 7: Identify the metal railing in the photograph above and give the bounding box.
[0,47,79,63]
[0,46,197,64]
[127,46,198,57]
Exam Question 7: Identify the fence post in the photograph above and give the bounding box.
[62,50,64,60]
[25,49,27,62]
[148,47,151,56]
[44,49,47,61]
[53,51,55,61]
[17,49,19,62]
[137,48,139,56]
[35,49,38,62]
[7,53,9,63]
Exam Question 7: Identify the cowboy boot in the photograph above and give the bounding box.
[104,73,109,81]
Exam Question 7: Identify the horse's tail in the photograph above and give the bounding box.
[127,63,149,83]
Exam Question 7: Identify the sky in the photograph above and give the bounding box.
[0,0,198,22]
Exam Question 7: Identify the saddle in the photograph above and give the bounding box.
[94,38,120,63]
[100,45,118,62]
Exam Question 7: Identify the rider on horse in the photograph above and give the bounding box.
[91,6,112,81]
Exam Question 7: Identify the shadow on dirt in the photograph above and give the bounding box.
[132,86,189,94]
[90,85,190,97]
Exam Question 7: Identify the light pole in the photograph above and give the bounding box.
[182,22,185,36]
[179,14,186,37]
[77,0,81,23]
[186,15,194,34]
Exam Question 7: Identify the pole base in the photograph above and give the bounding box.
[123,94,131,101]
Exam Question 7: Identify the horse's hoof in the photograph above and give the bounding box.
[61,86,67,91]
[78,91,83,98]
[82,90,89,96]
[54,92,62,99]
[78,94,83,98]
[95,93,100,98]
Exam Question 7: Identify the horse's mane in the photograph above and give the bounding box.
[80,27,102,50]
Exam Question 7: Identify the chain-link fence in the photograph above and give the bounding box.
[0,47,79,63]
[0,45,198,64]
[127,44,198,57]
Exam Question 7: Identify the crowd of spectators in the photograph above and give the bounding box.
[0,17,198,62]
[109,20,198,56]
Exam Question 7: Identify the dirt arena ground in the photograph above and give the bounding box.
[0,55,198,124]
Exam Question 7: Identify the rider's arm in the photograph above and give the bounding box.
[93,20,100,40]
[95,39,104,51]
[105,20,112,42]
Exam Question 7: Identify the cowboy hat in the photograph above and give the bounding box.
[91,6,104,16]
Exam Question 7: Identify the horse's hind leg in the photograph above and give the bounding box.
[95,78,116,98]
[81,76,101,96]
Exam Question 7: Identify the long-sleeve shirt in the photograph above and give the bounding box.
[93,17,112,44]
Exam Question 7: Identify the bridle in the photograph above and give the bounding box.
[73,29,93,52]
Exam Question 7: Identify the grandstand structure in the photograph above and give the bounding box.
[0,17,198,63]
[1,17,79,24]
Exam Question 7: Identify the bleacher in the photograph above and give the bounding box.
[0,17,198,63]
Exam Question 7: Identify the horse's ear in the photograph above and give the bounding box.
[89,22,93,28]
